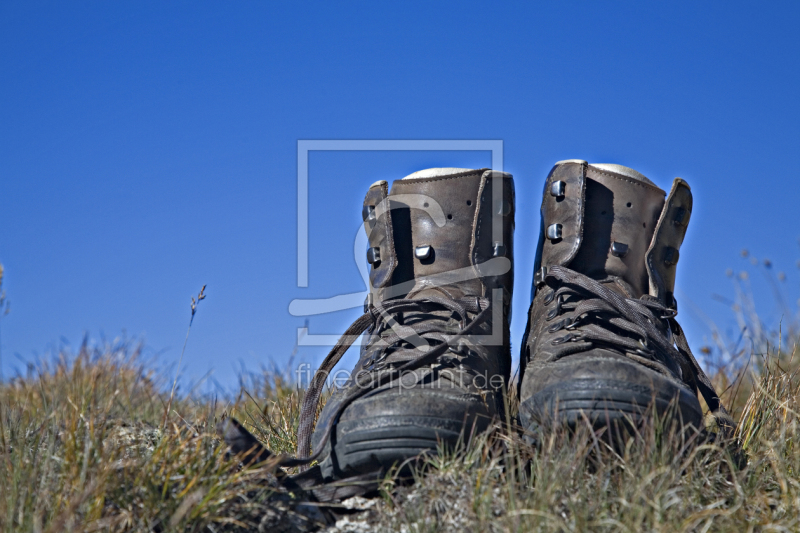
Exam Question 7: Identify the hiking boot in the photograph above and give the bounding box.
[293,168,515,480]
[518,160,733,442]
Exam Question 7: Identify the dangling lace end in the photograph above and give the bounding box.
[217,417,274,467]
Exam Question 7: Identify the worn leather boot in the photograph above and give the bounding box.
[296,168,515,480]
[519,160,733,442]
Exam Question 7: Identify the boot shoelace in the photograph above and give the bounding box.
[539,265,737,440]
[280,293,491,469]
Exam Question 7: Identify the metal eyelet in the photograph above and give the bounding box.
[636,339,654,357]
[362,353,376,371]
[367,247,381,266]
[546,223,563,241]
[543,290,556,305]
[439,353,459,366]
[448,341,469,356]
[534,267,548,288]
[372,360,390,372]
[362,205,376,222]
[548,317,574,333]
[363,350,389,371]
[552,333,579,345]
[415,245,433,260]
[550,180,566,199]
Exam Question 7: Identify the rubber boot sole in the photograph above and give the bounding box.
[519,377,704,442]
[327,414,489,478]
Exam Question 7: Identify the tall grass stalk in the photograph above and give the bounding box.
[0,263,10,382]
[163,285,206,431]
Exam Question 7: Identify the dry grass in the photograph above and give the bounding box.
[0,341,315,532]
[2,333,800,532]
[1,263,800,533]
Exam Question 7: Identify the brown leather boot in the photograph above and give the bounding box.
[296,168,515,480]
[519,160,733,442]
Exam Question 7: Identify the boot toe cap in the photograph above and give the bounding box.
[315,386,497,479]
[519,351,704,439]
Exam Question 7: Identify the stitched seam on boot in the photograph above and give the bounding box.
[470,174,488,292]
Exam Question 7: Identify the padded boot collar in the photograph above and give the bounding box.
[390,169,486,290]
[362,168,513,302]
[401,167,475,179]
[538,160,667,297]
[575,165,666,297]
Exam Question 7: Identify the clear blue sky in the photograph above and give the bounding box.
[1,1,798,391]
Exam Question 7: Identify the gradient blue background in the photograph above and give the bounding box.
[1,1,798,391]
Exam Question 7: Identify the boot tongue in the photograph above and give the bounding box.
[387,168,487,300]
[569,164,666,298]
[600,277,639,299]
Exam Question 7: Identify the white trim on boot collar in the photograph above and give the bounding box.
[590,163,657,187]
[401,168,475,179]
